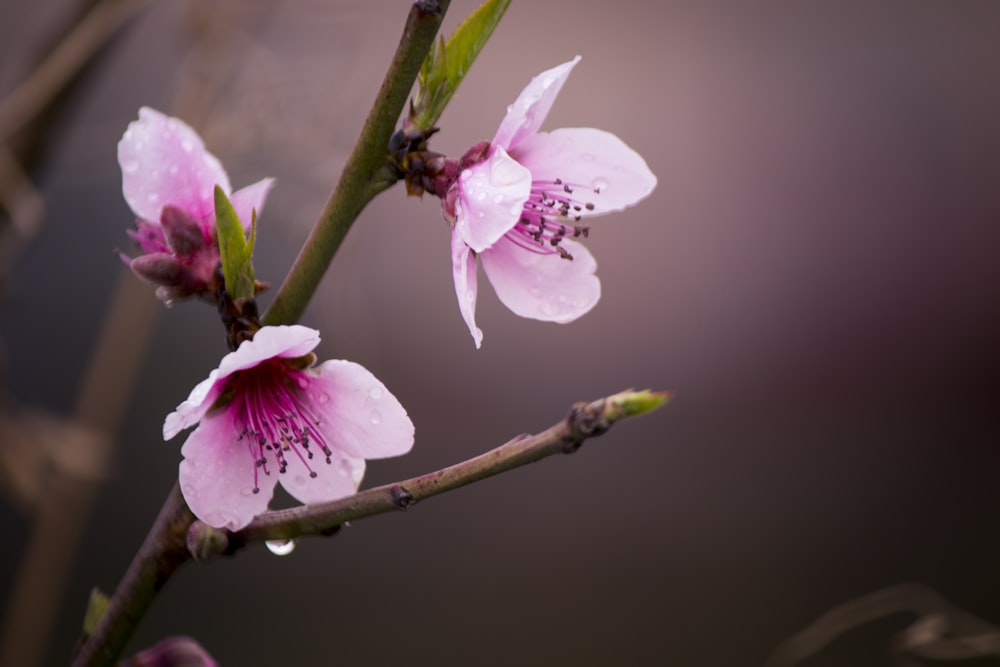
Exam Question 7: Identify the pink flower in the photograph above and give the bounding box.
[163,325,414,531]
[444,57,657,347]
[118,107,273,301]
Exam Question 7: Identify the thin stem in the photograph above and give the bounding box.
[71,483,195,667]
[205,390,671,548]
[261,0,451,327]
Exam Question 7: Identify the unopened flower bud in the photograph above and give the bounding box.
[130,253,183,286]
[160,205,206,256]
[122,636,217,667]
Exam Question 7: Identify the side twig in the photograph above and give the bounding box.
[192,389,671,553]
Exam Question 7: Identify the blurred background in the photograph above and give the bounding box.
[1,1,999,665]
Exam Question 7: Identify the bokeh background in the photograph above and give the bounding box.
[1,1,999,665]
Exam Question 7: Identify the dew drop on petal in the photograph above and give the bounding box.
[121,159,139,174]
[297,377,309,389]
[239,487,255,497]
[293,475,307,486]
[465,289,475,302]
[180,138,194,152]
[369,409,382,425]
[168,164,178,175]
[147,192,160,204]
[592,179,608,192]
[460,170,472,181]
[265,539,296,556]
[317,392,330,404]
[368,385,384,400]
[492,193,505,204]
[475,191,487,202]
[539,301,558,317]
[529,286,543,297]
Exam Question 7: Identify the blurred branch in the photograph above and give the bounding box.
[0,273,159,667]
[765,582,1000,666]
[261,0,451,327]
[0,0,150,144]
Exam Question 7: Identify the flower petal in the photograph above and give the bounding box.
[305,359,415,460]
[451,232,484,348]
[493,56,580,152]
[480,236,600,323]
[179,409,276,530]
[454,146,531,253]
[230,178,275,231]
[216,325,320,378]
[278,447,365,506]
[163,370,222,440]
[119,107,231,225]
[511,128,657,214]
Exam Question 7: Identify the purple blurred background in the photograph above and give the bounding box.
[1,1,999,665]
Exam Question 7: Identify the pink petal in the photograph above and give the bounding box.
[493,56,580,152]
[511,128,657,214]
[479,236,600,323]
[119,107,231,225]
[179,409,276,530]
[216,325,320,378]
[163,371,222,440]
[454,146,532,253]
[451,232,484,348]
[306,359,415,460]
[278,446,365,506]
[230,178,275,231]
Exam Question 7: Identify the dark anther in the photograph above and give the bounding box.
[563,184,574,194]
[390,485,418,510]
[553,178,563,185]
[309,471,318,478]
[585,202,595,210]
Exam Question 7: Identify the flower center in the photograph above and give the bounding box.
[227,360,333,494]
[506,177,596,259]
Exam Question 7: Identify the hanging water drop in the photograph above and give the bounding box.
[369,409,382,425]
[265,539,296,556]
[368,385,384,400]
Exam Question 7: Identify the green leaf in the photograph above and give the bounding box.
[82,587,109,635]
[214,185,256,302]
[412,0,511,131]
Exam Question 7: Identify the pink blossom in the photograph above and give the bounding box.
[164,325,414,531]
[118,107,273,300]
[444,57,657,347]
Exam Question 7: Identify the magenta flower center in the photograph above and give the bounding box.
[507,177,596,260]
[225,360,333,494]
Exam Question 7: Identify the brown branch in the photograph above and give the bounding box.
[193,389,672,553]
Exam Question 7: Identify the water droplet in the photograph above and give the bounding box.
[265,539,296,556]
[592,179,608,192]
[368,385,384,400]
[509,204,522,216]
[529,286,543,297]
[297,377,309,389]
[465,289,475,302]
[369,409,382,425]
[492,193,505,204]
[475,191,487,202]
[539,302,558,317]
[122,159,139,174]
[147,192,160,204]
[168,165,179,175]
[239,488,255,497]
[506,104,513,114]
[317,392,330,404]
[293,475,307,486]
[460,170,472,181]
[180,138,194,152]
